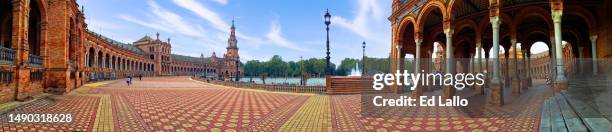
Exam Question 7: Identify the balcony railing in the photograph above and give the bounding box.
[29,54,43,67]
[0,47,15,65]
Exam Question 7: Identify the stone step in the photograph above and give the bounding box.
[540,99,552,131]
[549,97,569,132]
[562,94,612,131]
[555,95,587,132]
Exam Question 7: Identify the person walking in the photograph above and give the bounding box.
[127,76,133,86]
[139,75,142,81]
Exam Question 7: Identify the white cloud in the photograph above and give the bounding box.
[172,0,265,47]
[118,14,172,33]
[118,0,206,38]
[265,20,306,51]
[331,0,389,46]
[172,0,229,32]
[211,0,228,5]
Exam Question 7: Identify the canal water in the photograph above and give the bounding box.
[240,77,325,86]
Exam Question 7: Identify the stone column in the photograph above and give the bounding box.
[412,38,423,97]
[475,42,484,95]
[521,48,529,89]
[549,37,556,80]
[393,44,402,93]
[578,46,584,76]
[11,0,31,100]
[427,51,433,92]
[443,28,455,99]
[527,52,532,86]
[511,39,521,95]
[590,35,598,75]
[552,9,568,92]
[488,16,503,106]
[470,53,474,73]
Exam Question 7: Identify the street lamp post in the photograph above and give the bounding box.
[324,9,332,75]
[362,41,366,76]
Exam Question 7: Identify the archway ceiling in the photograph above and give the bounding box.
[424,10,443,29]
[452,0,488,19]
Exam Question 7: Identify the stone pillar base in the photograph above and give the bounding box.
[442,85,455,100]
[45,69,70,94]
[474,85,484,95]
[487,81,504,106]
[391,85,402,94]
[521,79,529,90]
[411,85,423,98]
[425,85,433,92]
[553,80,568,92]
[511,79,521,95]
[527,77,533,87]
[15,67,31,101]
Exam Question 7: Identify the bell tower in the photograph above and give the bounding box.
[226,19,239,60]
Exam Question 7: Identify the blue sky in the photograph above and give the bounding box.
[79,0,392,64]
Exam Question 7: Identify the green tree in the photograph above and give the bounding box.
[242,55,336,78]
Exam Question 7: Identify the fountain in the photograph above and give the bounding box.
[348,62,362,76]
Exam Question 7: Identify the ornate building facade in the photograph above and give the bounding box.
[390,0,611,106]
[0,0,242,103]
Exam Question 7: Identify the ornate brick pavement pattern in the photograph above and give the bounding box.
[89,77,308,131]
[330,95,366,131]
[93,95,114,132]
[0,77,552,131]
[0,96,99,131]
[279,95,333,131]
[325,88,549,132]
[245,96,309,131]
[111,95,149,131]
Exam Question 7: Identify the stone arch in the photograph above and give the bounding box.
[521,26,550,48]
[69,17,77,62]
[454,19,478,36]
[97,50,103,68]
[88,47,95,67]
[562,29,581,60]
[105,53,110,68]
[121,58,125,70]
[564,5,597,33]
[111,56,116,69]
[0,1,12,48]
[416,0,447,32]
[453,19,478,51]
[397,14,417,38]
[514,6,553,31]
[28,0,46,56]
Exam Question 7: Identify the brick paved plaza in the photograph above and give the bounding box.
[0,77,551,131]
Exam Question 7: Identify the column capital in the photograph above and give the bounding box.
[552,10,563,23]
[510,39,517,45]
[590,35,598,42]
[476,41,482,48]
[444,28,454,37]
[490,16,501,29]
[415,39,423,46]
[414,32,423,40]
